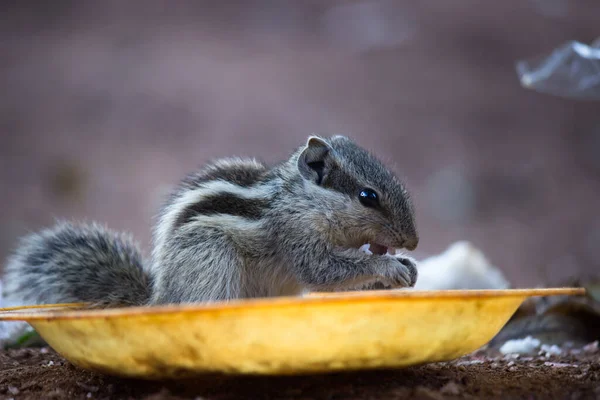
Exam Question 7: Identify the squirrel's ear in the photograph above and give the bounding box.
[297,135,332,185]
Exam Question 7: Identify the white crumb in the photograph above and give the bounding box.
[455,359,484,366]
[358,243,373,255]
[413,241,511,290]
[499,336,541,355]
[540,344,563,356]
[583,341,599,353]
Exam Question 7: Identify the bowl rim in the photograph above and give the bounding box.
[0,288,584,321]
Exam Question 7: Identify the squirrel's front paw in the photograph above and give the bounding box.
[378,255,418,288]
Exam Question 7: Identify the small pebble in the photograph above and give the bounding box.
[544,362,577,368]
[440,382,461,395]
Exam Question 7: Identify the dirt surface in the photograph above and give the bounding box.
[0,347,598,400]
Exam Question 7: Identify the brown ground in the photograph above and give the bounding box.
[0,347,598,400]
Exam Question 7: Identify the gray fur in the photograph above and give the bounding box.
[3,222,151,307]
[2,135,419,307]
[150,135,419,304]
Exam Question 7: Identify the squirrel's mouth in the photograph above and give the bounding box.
[358,243,396,256]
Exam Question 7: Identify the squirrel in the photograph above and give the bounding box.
[2,135,419,308]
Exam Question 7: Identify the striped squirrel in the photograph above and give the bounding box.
[2,135,419,307]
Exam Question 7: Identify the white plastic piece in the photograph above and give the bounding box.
[516,38,600,100]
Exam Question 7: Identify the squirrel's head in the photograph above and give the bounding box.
[294,135,418,255]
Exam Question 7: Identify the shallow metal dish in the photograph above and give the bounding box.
[0,288,584,379]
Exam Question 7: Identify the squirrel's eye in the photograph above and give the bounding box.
[359,188,379,208]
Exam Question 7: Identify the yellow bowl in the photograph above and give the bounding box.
[0,288,584,379]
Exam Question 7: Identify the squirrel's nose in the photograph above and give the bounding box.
[403,235,419,251]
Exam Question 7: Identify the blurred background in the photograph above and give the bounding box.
[1,1,599,287]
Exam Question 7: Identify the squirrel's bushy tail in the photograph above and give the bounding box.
[2,222,152,308]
